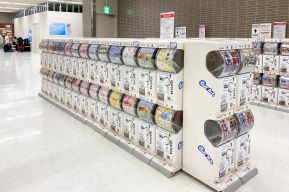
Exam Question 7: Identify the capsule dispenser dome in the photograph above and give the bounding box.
[260,73,279,109]
[263,39,281,74]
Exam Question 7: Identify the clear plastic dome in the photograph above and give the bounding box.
[71,43,81,58]
[64,76,73,89]
[204,116,238,147]
[156,49,184,73]
[88,44,100,60]
[80,81,90,96]
[79,43,90,59]
[234,109,254,137]
[48,70,55,81]
[137,48,158,70]
[98,87,111,104]
[109,46,124,64]
[137,100,157,124]
[72,78,82,93]
[155,106,183,134]
[122,95,139,116]
[88,84,101,100]
[206,50,240,78]
[236,49,257,74]
[98,45,111,62]
[64,43,73,56]
[58,74,67,87]
[53,73,60,84]
[57,42,65,55]
[52,42,59,54]
[47,41,54,53]
[109,91,124,110]
[122,47,139,67]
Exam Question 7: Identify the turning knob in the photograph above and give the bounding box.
[244,140,250,149]
[164,77,170,86]
[226,149,233,159]
[145,74,150,82]
[228,83,234,92]
[162,137,170,145]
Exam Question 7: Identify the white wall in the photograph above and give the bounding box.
[14,11,83,51]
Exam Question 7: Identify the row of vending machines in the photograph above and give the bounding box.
[38,38,258,192]
[250,38,289,111]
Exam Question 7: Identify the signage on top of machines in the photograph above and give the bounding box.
[252,24,260,38]
[259,23,272,38]
[199,25,205,38]
[273,22,286,38]
[175,27,186,38]
[160,12,175,39]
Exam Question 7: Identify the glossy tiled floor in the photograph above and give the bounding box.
[0,52,288,192]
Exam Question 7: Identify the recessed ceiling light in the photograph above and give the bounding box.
[0,10,12,12]
[0,2,12,4]
[13,3,32,5]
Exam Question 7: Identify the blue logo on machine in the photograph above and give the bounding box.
[179,81,184,89]
[178,141,183,149]
[198,145,213,165]
[199,80,215,97]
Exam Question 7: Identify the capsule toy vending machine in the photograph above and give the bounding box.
[155,40,184,110]
[52,73,61,102]
[109,40,125,93]
[276,76,289,112]
[106,91,125,144]
[183,39,258,192]
[118,95,140,153]
[47,39,54,70]
[251,39,263,73]
[71,39,82,78]
[88,39,100,85]
[79,39,90,81]
[41,39,49,69]
[233,42,257,113]
[71,78,82,118]
[98,40,111,88]
[57,39,66,74]
[86,83,101,130]
[78,81,90,121]
[52,39,60,73]
[58,74,67,106]
[64,39,74,76]
[64,76,73,109]
[279,39,289,75]
[150,106,183,177]
[98,87,112,136]
[259,73,279,109]
[132,100,157,164]
[137,40,159,104]
[263,39,281,74]
[47,70,55,98]
[251,72,263,105]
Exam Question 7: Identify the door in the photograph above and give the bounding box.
[33,23,40,53]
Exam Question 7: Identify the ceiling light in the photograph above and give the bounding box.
[0,10,12,12]
[13,3,32,5]
[3,7,21,9]
[0,2,12,4]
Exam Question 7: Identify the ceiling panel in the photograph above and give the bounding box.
[0,0,82,13]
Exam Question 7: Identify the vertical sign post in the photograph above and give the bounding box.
[160,12,175,39]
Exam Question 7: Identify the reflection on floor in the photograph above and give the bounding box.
[0,52,288,192]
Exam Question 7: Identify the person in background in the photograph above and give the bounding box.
[5,33,12,44]
[3,42,13,52]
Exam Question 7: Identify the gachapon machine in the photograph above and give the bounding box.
[47,40,54,70]
[88,98,100,122]
[204,116,238,181]
[72,91,81,112]
[64,39,73,76]
[64,76,73,90]
[122,45,140,98]
[99,61,111,88]
[42,68,49,79]
[137,45,158,103]
[59,85,66,105]
[260,73,279,109]
[88,39,100,61]
[251,72,263,105]
[48,70,55,82]
[234,48,257,111]
[106,90,125,143]
[183,40,257,191]
[233,109,254,174]
[206,49,239,115]
[156,47,184,110]
[52,39,60,73]
[53,83,60,101]
[71,40,81,78]
[280,40,289,75]
[98,44,111,62]
[58,74,67,87]
[79,81,90,97]
[252,39,263,73]
[150,106,183,175]
[276,76,289,112]
[109,45,125,93]
[80,94,90,117]
[263,39,280,74]
[65,88,73,108]
[57,39,66,74]
[48,81,54,98]
[98,87,112,129]
[132,100,157,164]
[79,39,90,80]
[89,60,100,85]
[42,40,50,69]
[53,73,60,85]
